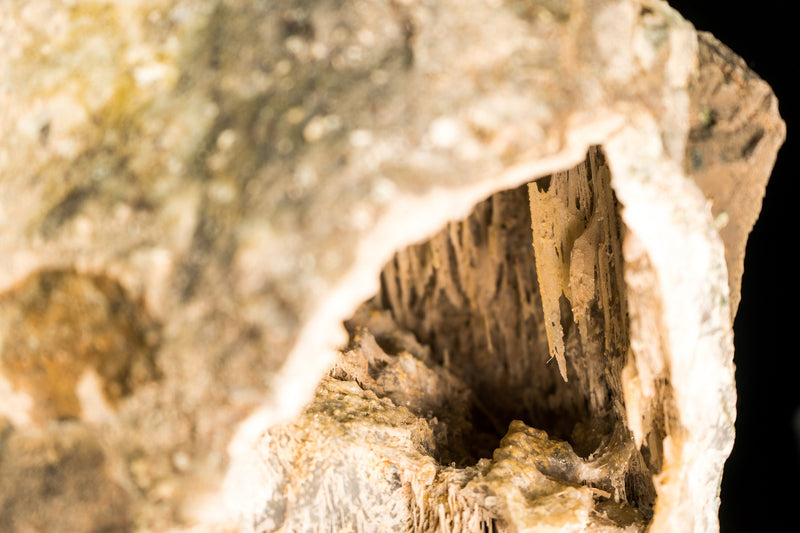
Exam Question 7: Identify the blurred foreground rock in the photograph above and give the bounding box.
[0,0,783,531]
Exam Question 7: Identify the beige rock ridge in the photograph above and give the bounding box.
[0,1,784,531]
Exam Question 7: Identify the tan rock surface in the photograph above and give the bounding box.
[0,0,784,531]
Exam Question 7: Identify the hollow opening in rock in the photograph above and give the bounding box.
[250,146,663,531]
[338,145,657,513]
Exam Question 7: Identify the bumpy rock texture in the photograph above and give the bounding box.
[0,0,784,532]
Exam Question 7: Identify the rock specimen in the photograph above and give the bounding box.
[0,0,784,531]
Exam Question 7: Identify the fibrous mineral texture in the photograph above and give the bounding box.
[0,0,784,532]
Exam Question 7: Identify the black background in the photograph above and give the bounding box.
[667,1,798,531]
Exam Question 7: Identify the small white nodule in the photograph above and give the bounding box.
[76,369,115,423]
[0,371,34,427]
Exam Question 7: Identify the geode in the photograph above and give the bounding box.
[0,1,784,532]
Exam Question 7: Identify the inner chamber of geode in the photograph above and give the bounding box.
[255,147,661,531]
